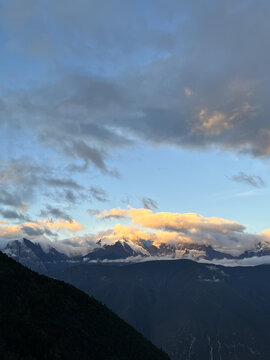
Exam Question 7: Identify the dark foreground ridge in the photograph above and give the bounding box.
[0,251,169,360]
[50,259,270,360]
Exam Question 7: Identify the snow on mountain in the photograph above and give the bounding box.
[2,238,70,273]
[3,236,270,272]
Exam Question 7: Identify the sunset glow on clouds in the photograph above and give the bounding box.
[101,208,245,234]
[1,206,270,256]
[0,219,84,240]
[84,207,262,254]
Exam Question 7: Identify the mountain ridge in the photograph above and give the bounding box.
[49,258,270,360]
[0,250,169,360]
[2,237,270,273]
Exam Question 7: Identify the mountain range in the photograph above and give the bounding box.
[2,237,270,273]
[3,238,270,359]
[49,259,270,360]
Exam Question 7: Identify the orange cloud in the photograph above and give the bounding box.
[102,208,245,234]
[25,219,84,233]
[97,224,194,249]
[0,224,22,239]
[0,218,84,240]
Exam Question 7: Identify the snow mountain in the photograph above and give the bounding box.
[3,237,270,272]
[2,238,70,273]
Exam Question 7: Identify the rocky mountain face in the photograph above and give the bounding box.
[238,241,270,259]
[49,259,270,360]
[2,237,270,273]
[3,238,70,273]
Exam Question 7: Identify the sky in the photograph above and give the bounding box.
[1,0,270,254]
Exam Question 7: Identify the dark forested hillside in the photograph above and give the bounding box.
[50,259,270,360]
[0,251,169,360]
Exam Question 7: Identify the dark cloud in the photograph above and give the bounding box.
[0,74,131,175]
[90,186,109,202]
[142,197,158,210]
[229,172,266,188]
[69,141,107,172]
[43,178,83,189]
[0,189,24,207]
[0,208,28,221]
[0,158,88,209]
[39,205,72,222]
[0,1,173,64]
[21,226,49,237]
[64,190,77,203]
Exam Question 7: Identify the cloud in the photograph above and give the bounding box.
[101,208,245,234]
[0,208,28,221]
[0,218,84,241]
[21,226,55,237]
[94,223,259,256]
[39,205,73,222]
[0,157,90,212]
[141,197,158,210]
[90,186,108,202]
[88,209,102,217]
[0,217,267,259]
[0,189,25,208]
[55,235,98,256]
[229,172,266,188]
[37,219,84,233]
[64,190,77,203]
[195,109,235,136]
[43,178,83,189]
[99,224,192,246]
[1,1,270,163]
[66,140,108,173]
[199,256,270,267]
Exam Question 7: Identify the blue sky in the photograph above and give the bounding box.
[0,0,270,253]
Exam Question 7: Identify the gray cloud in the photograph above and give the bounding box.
[0,208,28,221]
[21,226,55,237]
[2,0,270,162]
[142,197,158,210]
[229,172,266,188]
[0,75,131,175]
[2,1,270,162]
[0,158,90,211]
[69,141,108,172]
[64,190,77,203]
[43,178,83,189]
[88,209,102,217]
[0,189,24,207]
[90,186,109,202]
[39,205,72,222]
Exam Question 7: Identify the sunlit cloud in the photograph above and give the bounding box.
[100,208,245,234]
[0,218,84,240]
[98,224,192,246]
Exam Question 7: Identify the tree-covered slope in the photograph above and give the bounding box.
[0,251,169,360]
